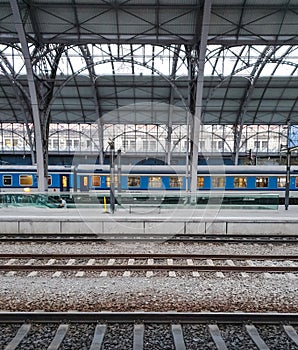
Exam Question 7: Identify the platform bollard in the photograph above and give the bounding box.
[103,196,107,213]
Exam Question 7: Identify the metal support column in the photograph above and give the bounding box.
[117,149,122,193]
[10,0,46,191]
[285,122,291,211]
[109,140,115,214]
[116,149,122,206]
[281,123,298,211]
[190,0,212,203]
[166,112,173,165]
[166,46,180,165]
[285,146,291,211]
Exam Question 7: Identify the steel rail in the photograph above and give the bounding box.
[0,264,297,272]
[0,233,297,243]
[0,253,297,260]
[0,311,296,324]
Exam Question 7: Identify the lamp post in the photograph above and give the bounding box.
[117,149,122,193]
[285,144,291,211]
[281,145,298,210]
[281,123,298,210]
[108,139,115,214]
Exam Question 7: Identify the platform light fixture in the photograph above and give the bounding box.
[280,123,298,210]
[108,138,115,214]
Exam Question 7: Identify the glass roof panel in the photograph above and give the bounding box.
[1,43,298,125]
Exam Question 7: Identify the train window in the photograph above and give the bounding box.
[106,176,118,187]
[19,175,33,186]
[3,175,12,186]
[128,176,140,187]
[48,176,52,186]
[234,176,247,188]
[256,176,268,188]
[92,175,101,187]
[170,176,182,188]
[295,177,298,188]
[212,176,225,188]
[277,176,286,188]
[62,175,68,188]
[83,176,88,187]
[197,177,204,188]
[149,176,162,188]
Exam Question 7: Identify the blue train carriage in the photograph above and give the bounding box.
[130,164,297,194]
[121,164,296,194]
[75,164,138,191]
[75,164,109,191]
[0,165,37,191]
[119,165,186,191]
[2,164,298,197]
[196,165,298,196]
[47,165,75,192]
[75,164,188,192]
[0,165,75,192]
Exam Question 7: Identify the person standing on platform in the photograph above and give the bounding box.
[58,197,67,208]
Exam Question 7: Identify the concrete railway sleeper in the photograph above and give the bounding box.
[0,253,297,275]
[0,312,297,350]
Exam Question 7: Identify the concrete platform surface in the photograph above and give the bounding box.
[0,206,297,235]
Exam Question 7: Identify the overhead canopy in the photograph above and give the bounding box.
[0,74,298,125]
[0,1,297,126]
[1,0,298,45]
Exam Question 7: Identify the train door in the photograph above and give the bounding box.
[60,174,70,192]
[80,175,89,192]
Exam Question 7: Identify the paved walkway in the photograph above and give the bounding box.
[0,205,297,222]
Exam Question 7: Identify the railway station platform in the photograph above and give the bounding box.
[0,205,298,235]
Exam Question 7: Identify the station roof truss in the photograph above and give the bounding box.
[0,0,298,127]
[1,0,298,46]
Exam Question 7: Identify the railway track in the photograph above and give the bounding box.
[0,253,297,276]
[0,233,297,244]
[0,312,297,349]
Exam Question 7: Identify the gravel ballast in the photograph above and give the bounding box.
[0,242,296,313]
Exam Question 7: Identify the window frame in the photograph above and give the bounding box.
[3,175,12,186]
[19,175,33,186]
[234,176,247,188]
[211,176,226,188]
[256,176,269,188]
[169,176,183,188]
[148,176,162,188]
[128,176,141,187]
[92,175,101,187]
